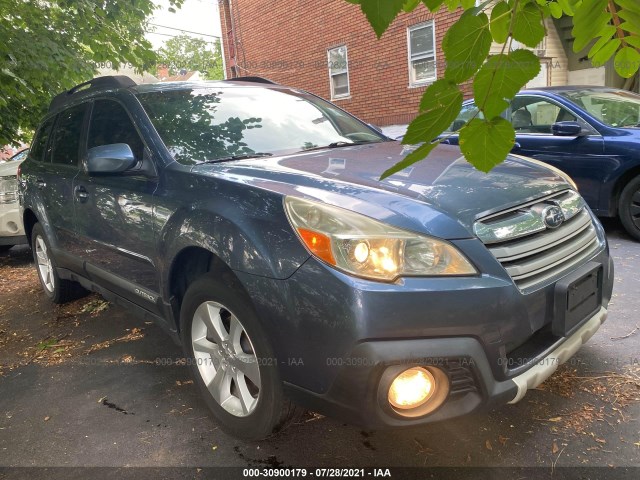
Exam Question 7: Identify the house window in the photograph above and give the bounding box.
[328,45,350,99]
[408,22,436,86]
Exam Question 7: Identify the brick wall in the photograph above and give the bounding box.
[219,0,469,127]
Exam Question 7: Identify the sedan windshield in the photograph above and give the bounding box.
[137,86,386,165]
[558,89,640,128]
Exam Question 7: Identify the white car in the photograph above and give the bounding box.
[0,149,28,252]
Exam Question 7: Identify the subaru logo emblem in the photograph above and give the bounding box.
[542,206,564,229]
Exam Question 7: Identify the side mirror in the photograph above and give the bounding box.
[87,144,136,175]
[551,121,583,137]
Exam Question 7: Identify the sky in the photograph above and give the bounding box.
[146,0,223,50]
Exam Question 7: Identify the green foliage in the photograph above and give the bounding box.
[443,13,493,83]
[474,49,540,119]
[156,35,224,80]
[459,117,515,173]
[0,0,181,145]
[353,0,640,177]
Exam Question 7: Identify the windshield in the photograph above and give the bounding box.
[558,89,640,128]
[136,86,386,165]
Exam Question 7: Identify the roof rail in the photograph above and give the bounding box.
[49,75,137,112]
[226,76,278,85]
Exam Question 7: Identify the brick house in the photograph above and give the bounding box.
[219,0,465,127]
[218,1,636,128]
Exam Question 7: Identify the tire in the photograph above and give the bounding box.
[181,275,302,440]
[31,223,86,303]
[0,245,13,253]
[619,175,640,241]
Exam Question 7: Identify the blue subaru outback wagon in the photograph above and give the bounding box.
[19,76,614,439]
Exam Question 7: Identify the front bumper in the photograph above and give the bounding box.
[237,227,613,429]
[0,203,26,246]
[283,306,608,429]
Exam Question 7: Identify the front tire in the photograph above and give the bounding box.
[31,223,86,303]
[181,275,301,440]
[619,175,640,241]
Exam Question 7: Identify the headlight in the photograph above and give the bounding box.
[0,176,18,205]
[284,197,477,281]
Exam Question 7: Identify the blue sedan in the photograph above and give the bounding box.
[445,87,640,241]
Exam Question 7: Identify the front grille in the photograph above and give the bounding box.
[475,190,601,292]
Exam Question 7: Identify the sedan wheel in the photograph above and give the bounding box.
[619,175,640,241]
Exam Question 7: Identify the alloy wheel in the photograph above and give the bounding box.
[35,235,54,293]
[191,301,261,417]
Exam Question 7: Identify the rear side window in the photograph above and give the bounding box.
[50,104,87,167]
[88,100,144,160]
[29,116,56,162]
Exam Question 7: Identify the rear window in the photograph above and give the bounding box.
[29,116,56,162]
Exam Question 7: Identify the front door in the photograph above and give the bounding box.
[508,95,606,208]
[73,99,160,313]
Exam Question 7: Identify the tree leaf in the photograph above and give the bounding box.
[459,118,515,173]
[422,0,444,10]
[403,0,421,12]
[402,79,463,144]
[380,142,438,179]
[558,0,575,16]
[490,1,511,43]
[512,2,546,48]
[591,38,621,67]
[360,0,406,38]
[474,49,541,119]
[443,13,492,82]
[549,2,563,19]
[587,26,616,58]
[572,0,611,52]
[614,46,640,78]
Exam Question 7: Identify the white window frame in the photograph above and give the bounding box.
[407,21,437,87]
[327,45,350,100]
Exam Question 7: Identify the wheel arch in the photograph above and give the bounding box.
[612,165,640,216]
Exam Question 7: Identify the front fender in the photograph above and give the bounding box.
[158,187,310,296]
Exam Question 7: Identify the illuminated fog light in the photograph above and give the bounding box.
[353,241,370,263]
[388,367,435,410]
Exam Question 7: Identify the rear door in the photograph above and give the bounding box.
[73,99,161,313]
[26,104,88,269]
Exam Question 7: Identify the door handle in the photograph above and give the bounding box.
[511,142,521,152]
[74,185,89,202]
[35,179,46,189]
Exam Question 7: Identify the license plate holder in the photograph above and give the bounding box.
[553,262,602,337]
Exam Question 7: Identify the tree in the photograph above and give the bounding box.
[346,0,640,177]
[156,34,224,80]
[0,0,183,145]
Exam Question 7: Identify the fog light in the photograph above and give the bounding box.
[388,367,435,410]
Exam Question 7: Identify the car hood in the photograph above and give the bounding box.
[190,141,569,238]
[0,159,22,177]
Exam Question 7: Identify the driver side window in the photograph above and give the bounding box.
[88,100,145,161]
[510,97,576,134]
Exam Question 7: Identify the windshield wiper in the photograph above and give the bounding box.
[301,140,382,152]
[200,152,273,164]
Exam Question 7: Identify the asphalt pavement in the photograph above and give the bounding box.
[0,218,638,479]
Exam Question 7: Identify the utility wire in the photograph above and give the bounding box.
[148,23,221,39]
